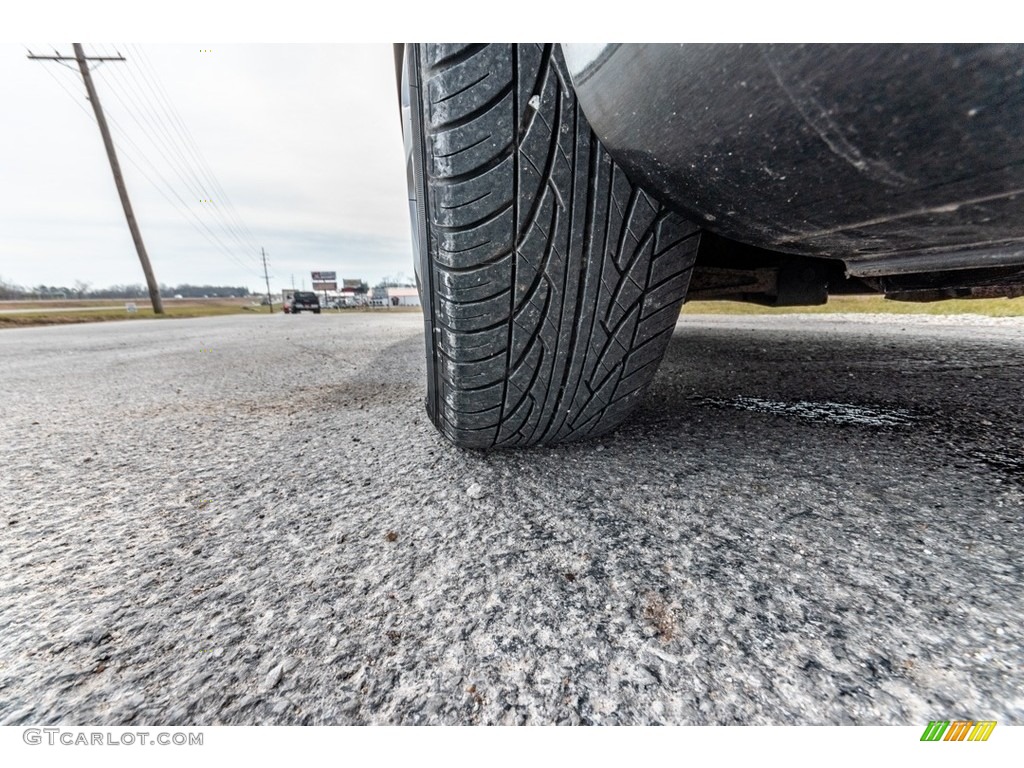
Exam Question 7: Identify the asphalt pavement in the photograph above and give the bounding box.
[0,311,1021,725]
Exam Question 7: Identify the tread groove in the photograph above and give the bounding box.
[433,71,490,105]
[437,202,514,235]
[423,44,489,74]
[430,81,515,134]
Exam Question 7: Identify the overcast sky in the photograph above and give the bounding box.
[0,44,411,293]
[1,8,994,296]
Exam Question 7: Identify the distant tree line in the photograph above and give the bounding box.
[376,272,414,289]
[0,277,250,300]
[159,284,251,299]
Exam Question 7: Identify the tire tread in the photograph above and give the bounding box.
[417,44,699,448]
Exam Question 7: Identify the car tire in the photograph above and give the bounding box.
[405,43,700,449]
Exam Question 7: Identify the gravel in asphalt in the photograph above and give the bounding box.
[0,311,1021,725]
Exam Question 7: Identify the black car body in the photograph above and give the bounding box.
[562,44,1024,296]
[398,44,1024,448]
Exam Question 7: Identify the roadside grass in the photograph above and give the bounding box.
[0,298,132,310]
[0,300,422,328]
[681,294,1024,317]
[4,294,1023,329]
[0,301,260,328]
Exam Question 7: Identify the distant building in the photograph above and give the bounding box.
[387,287,420,307]
[368,284,419,307]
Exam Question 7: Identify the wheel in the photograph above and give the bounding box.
[404,44,700,449]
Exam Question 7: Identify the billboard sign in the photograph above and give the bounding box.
[311,271,336,281]
[312,281,337,291]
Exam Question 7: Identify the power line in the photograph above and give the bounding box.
[102,116,263,278]
[133,44,263,253]
[127,44,264,254]
[37,60,263,280]
[36,57,95,120]
[96,44,262,263]
[94,49,259,262]
[97,61,212,207]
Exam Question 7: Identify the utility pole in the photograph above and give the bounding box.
[261,248,273,313]
[29,44,164,314]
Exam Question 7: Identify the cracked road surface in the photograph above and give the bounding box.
[1,311,1021,724]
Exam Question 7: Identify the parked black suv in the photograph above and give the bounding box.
[289,291,321,314]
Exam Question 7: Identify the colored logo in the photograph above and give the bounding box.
[920,720,996,741]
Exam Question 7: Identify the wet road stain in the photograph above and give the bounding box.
[695,396,917,427]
